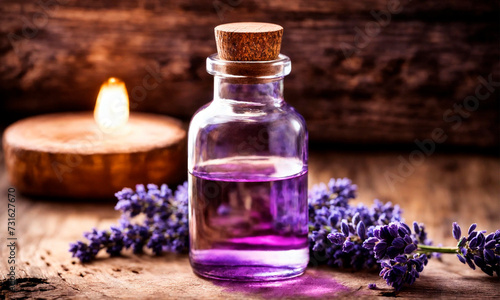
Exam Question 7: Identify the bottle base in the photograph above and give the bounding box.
[192,264,306,281]
[190,248,309,281]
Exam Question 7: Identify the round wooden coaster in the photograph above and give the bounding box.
[3,112,187,199]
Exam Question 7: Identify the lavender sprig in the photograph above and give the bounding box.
[416,222,500,278]
[308,178,499,291]
[69,183,189,262]
[452,222,499,276]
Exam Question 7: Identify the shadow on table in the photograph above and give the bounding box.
[211,269,353,299]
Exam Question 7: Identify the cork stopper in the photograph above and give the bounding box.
[215,22,283,61]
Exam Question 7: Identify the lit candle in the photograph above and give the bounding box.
[2,78,186,199]
[94,77,129,134]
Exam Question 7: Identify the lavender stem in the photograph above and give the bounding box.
[417,244,458,254]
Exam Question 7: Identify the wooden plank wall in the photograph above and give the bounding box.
[1,0,499,147]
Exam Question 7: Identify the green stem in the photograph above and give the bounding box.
[417,244,458,254]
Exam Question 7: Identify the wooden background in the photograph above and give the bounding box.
[1,0,499,148]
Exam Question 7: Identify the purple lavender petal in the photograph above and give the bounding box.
[357,221,366,241]
[413,222,420,234]
[400,223,411,236]
[394,255,408,264]
[386,246,401,258]
[392,237,405,249]
[483,249,495,264]
[465,256,476,270]
[343,241,355,253]
[469,237,478,249]
[388,223,399,238]
[452,222,461,240]
[374,241,388,259]
[458,237,467,248]
[362,237,378,250]
[476,232,485,248]
[485,240,496,250]
[352,213,360,226]
[467,231,478,241]
[328,214,339,228]
[485,232,494,242]
[404,243,417,254]
[473,256,485,268]
[456,254,466,264]
[327,232,346,245]
[468,223,477,235]
[341,220,350,236]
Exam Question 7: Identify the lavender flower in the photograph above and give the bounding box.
[69,226,125,262]
[308,178,403,270]
[453,223,500,277]
[362,222,418,259]
[68,241,94,263]
[356,222,432,291]
[379,254,428,291]
[69,182,189,262]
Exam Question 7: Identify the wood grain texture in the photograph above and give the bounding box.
[1,0,499,147]
[1,148,499,299]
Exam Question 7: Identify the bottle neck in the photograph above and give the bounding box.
[213,77,284,106]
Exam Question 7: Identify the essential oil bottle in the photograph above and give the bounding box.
[188,22,308,281]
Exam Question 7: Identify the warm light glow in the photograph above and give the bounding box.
[94,77,129,133]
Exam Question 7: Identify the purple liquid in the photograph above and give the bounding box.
[189,157,309,281]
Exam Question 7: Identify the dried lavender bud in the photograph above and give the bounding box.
[452,222,461,240]
[352,213,361,226]
[357,221,366,240]
[328,214,339,227]
[468,223,477,235]
[456,254,466,264]
[341,220,350,236]
[413,222,420,234]
[327,232,346,245]
[343,241,355,253]
[368,283,377,289]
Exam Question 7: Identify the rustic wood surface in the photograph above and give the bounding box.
[1,148,499,299]
[1,0,499,147]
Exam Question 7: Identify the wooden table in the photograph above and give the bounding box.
[1,149,499,299]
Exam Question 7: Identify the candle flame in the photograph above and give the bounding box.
[94,77,129,133]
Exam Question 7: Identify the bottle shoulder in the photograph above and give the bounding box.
[189,101,306,130]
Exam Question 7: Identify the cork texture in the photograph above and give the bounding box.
[215,22,283,61]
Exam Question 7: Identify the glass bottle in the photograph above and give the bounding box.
[188,23,308,281]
